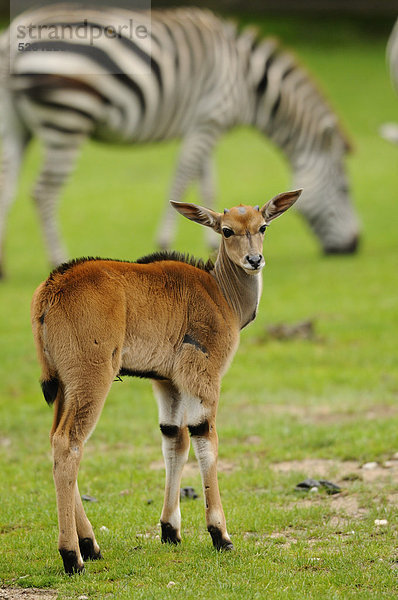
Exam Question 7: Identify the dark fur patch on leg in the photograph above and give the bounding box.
[79,537,102,561]
[188,420,209,437]
[41,377,59,406]
[160,424,180,438]
[59,548,84,575]
[161,521,181,545]
[208,526,234,551]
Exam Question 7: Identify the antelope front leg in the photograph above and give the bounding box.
[187,401,233,551]
[153,380,190,544]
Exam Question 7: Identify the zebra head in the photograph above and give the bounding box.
[291,124,360,254]
[248,37,360,254]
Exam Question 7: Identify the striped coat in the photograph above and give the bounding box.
[0,6,359,274]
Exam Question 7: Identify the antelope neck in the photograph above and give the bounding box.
[211,242,262,330]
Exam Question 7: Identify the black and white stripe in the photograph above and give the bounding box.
[0,6,359,274]
[388,18,398,94]
[379,20,398,145]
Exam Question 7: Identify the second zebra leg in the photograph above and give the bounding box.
[156,124,221,249]
[153,380,190,544]
[32,139,84,268]
[187,398,233,551]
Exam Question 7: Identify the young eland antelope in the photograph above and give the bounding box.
[31,189,301,574]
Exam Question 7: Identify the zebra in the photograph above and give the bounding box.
[388,18,398,93]
[0,6,360,276]
[380,18,398,144]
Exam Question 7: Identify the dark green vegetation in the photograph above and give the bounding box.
[1,15,397,599]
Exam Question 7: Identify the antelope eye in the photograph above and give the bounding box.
[222,228,234,238]
[259,224,267,234]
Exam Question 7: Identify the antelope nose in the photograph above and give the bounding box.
[246,254,263,269]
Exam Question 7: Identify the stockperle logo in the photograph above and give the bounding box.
[9,0,152,75]
[15,19,150,47]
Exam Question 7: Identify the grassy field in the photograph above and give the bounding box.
[1,14,398,600]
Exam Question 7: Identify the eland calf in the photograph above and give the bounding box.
[31,189,301,574]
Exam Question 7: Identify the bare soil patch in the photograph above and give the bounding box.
[260,403,398,425]
[271,456,398,485]
[150,458,237,475]
[0,589,57,600]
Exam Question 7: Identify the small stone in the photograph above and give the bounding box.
[362,462,378,470]
[100,525,109,532]
[342,473,362,482]
[180,486,198,499]
[374,519,388,526]
[384,461,395,468]
[81,494,98,502]
[309,486,319,493]
[295,478,320,491]
[167,581,176,588]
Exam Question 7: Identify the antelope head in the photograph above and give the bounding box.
[171,189,302,274]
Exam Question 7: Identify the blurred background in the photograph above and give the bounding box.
[1,1,398,594]
[2,0,398,14]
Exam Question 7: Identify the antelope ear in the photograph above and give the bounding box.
[170,201,222,232]
[261,189,303,223]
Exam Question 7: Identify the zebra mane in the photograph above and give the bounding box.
[47,251,215,281]
[238,25,352,153]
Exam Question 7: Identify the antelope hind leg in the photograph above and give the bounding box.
[52,373,113,574]
[75,482,102,561]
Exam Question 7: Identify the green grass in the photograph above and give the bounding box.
[1,13,398,600]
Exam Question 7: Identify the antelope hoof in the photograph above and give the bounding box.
[59,548,85,575]
[161,521,181,545]
[79,537,102,561]
[208,526,234,551]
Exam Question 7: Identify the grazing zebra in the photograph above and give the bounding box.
[388,18,398,93]
[0,6,359,275]
[380,19,398,144]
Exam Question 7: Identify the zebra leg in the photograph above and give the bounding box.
[32,141,83,268]
[198,156,218,250]
[0,130,30,278]
[153,380,190,544]
[156,126,221,249]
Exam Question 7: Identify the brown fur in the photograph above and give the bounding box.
[31,190,301,574]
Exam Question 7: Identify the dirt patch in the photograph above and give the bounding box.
[271,457,398,485]
[271,458,359,479]
[149,458,237,475]
[0,589,57,600]
[256,403,398,426]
